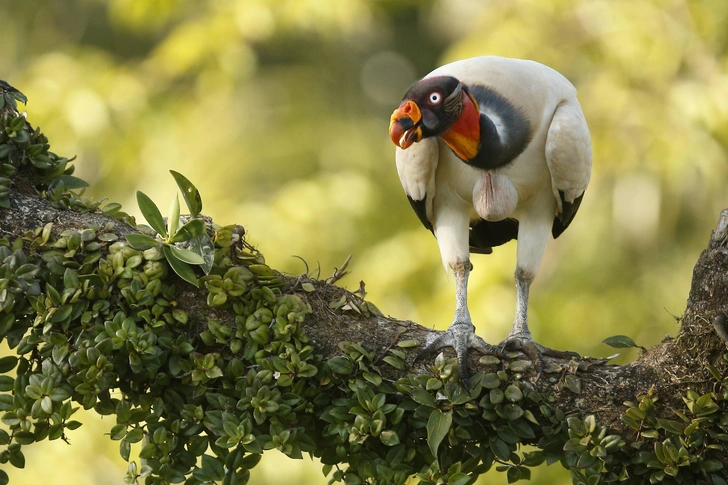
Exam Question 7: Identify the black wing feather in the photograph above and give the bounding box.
[407,195,433,233]
[469,218,519,254]
[552,191,584,239]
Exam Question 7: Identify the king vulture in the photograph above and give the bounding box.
[389,56,591,382]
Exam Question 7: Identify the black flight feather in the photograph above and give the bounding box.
[552,191,584,239]
[407,195,433,233]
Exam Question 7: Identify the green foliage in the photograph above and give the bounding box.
[603,335,647,352]
[131,176,213,287]
[0,90,88,210]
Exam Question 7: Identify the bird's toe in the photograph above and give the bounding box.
[500,335,579,380]
[414,324,504,389]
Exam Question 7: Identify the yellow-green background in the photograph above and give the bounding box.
[2,0,727,483]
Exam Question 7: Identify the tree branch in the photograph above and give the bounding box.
[3,81,728,484]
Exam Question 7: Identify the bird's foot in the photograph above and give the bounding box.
[500,332,580,379]
[413,322,505,389]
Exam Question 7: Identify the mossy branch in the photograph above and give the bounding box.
[2,81,728,485]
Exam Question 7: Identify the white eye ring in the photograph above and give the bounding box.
[429,92,442,104]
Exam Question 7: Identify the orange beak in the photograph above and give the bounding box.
[389,100,423,149]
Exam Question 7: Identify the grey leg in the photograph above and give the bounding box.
[501,268,579,377]
[414,261,503,387]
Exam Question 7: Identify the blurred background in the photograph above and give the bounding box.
[2,0,727,483]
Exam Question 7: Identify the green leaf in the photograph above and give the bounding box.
[168,245,205,265]
[0,356,18,373]
[508,419,535,439]
[163,245,199,287]
[482,373,501,389]
[327,356,353,375]
[170,170,202,217]
[201,454,225,480]
[188,234,215,275]
[126,233,158,251]
[0,469,8,485]
[168,194,180,237]
[602,335,639,349]
[501,404,524,421]
[120,439,131,461]
[449,473,471,485]
[50,304,73,323]
[411,389,436,408]
[426,409,452,464]
[102,202,122,215]
[380,430,400,446]
[8,449,24,468]
[136,191,167,238]
[564,375,582,394]
[702,460,724,472]
[0,376,12,392]
[169,219,206,244]
[13,431,36,445]
[490,438,511,461]
[382,355,405,370]
[504,385,523,402]
[125,428,144,443]
[57,175,89,190]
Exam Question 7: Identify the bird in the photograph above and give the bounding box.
[388,56,591,383]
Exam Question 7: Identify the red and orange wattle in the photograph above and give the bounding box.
[440,91,480,161]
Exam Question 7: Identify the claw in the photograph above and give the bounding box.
[413,322,505,389]
[501,334,580,380]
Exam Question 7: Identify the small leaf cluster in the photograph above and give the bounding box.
[129,171,212,287]
[0,214,317,485]
[608,375,728,484]
[0,85,89,210]
[316,348,561,485]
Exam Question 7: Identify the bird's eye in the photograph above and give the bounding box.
[429,92,442,104]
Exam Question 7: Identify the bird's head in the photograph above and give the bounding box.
[389,76,463,148]
[389,76,481,160]
[389,76,479,153]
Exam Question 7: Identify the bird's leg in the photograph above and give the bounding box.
[500,213,580,376]
[501,268,579,375]
[414,261,504,387]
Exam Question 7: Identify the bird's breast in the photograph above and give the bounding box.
[472,171,518,222]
